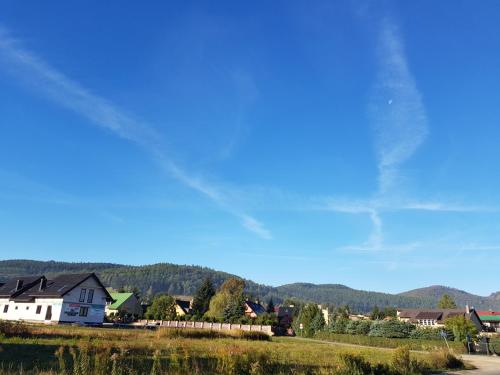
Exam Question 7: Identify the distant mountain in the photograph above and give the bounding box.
[399,285,500,311]
[1,259,499,312]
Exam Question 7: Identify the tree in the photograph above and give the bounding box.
[371,306,382,320]
[293,304,324,337]
[266,298,275,314]
[146,295,177,320]
[222,294,246,322]
[438,294,457,309]
[205,278,246,320]
[445,316,477,342]
[191,278,215,317]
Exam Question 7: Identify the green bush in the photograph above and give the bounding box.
[369,320,415,338]
[409,327,441,340]
[346,320,372,335]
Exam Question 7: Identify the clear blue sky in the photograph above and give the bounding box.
[1,1,499,295]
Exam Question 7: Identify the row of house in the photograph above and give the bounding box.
[1,273,498,332]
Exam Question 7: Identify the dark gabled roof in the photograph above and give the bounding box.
[175,299,191,314]
[0,273,112,302]
[0,276,44,299]
[245,300,266,315]
[415,311,443,320]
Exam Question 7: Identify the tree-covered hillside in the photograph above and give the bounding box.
[399,285,500,311]
[2,259,499,312]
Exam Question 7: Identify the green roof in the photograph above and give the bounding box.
[479,315,500,321]
[108,292,134,310]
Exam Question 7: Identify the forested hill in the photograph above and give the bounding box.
[399,285,500,311]
[1,259,499,312]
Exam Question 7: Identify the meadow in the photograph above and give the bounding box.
[0,322,466,374]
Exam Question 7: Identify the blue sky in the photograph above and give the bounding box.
[1,1,500,295]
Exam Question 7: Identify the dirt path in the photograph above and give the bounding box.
[447,355,500,375]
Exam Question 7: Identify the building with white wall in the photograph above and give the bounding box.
[0,273,112,324]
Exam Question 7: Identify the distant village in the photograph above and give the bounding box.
[1,272,499,339]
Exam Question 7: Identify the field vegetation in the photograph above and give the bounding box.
[0,322,466,374]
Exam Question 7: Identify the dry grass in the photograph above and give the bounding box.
[0,323,464,374]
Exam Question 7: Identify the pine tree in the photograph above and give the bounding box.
[438,294,457,309]
[266,298,275,314]
[191,278,215,317]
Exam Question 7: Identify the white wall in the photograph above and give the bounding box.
[0,297,63,323]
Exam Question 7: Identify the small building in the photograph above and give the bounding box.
[0,273,112,324]
[396,306,483,331]
[106,292,143,318]
[244,300,266,318]
[175,299,192,316]
[477,311,500,332]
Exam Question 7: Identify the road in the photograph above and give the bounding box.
[447,355,500,375]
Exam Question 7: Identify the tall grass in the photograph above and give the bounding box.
[0,323,466,375]
[314,332,466,353]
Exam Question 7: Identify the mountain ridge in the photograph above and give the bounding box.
[1,259,499,312]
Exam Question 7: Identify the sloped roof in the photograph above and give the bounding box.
[0,276,44,299]
[108,293,134,309]
[175,299,191,314]
[478,311,500,321]
[0,273,112,302]
[415,311,442,320]
[245,300,266,315]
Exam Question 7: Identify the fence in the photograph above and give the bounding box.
[137,320,273,335]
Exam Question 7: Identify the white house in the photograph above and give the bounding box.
[0,273,112,324]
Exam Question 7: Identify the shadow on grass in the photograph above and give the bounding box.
[0,342,59,372]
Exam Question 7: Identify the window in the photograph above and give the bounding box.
[36,305,42,314]
[79,306,89,317]
[3,305,8,313]
[79,289,87,302]
[26,306,29,310]
[15,306,18,310]
[87,289,94,303]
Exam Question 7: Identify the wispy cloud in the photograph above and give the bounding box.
[0,26,271,239]
[369,19,428,195]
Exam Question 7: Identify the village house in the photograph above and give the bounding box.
[174,298,192,316]
[477,311,500,332]
[105,292,143,318]
[396,306,483,331]
[0,273,112,324]
[244,300,266,318]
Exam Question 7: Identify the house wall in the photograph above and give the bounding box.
[0,297,63,323]
[59,277,108,324]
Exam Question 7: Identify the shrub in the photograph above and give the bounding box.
[0,321,31,337]
[391,346,427,375]
[369,320,415,338]
[409,327,442,340]
[346,320,372,335]
[336,353,372,375]
[429,349,464,370]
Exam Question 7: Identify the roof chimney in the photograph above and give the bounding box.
[15,279,24,291]
[39,277,47,291]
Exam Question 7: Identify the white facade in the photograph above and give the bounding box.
[0,276,108,324]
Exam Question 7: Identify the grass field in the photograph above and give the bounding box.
[0,323,466,374]
[313,332,467,353]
